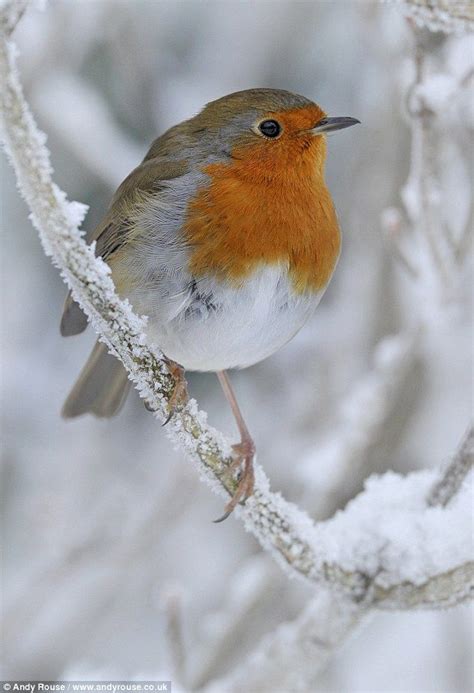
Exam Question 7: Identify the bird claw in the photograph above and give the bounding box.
[161,359,188,426]
[213,438,255,523]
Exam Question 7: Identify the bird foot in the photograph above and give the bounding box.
[214,437,256,523]
[162,359,189,426]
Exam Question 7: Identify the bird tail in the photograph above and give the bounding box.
[62,340,131,418]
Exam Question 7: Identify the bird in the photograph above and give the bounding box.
[60,88,359,520]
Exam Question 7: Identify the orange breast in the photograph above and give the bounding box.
[184,134,341,294]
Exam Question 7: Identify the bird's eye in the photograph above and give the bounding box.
[258,119,281,138]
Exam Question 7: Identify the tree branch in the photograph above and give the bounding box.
[203,591,365,693]
[402,0,474,34]
[0,0,27,36]
[383,15,473,318]
[190,556,277,688]
[206,428,474,690]
[427,425,474,507]
[298,332,417,519]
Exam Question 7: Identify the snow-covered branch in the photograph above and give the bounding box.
[2,462,195,674]
[382,15,473,320]
[190,556,277,689]
[204,428,474,693]
[401,0,474,34]
[0,0,27,35]
[297,332,417,518]
[427,425,473,507]
[161,585,188,687]
[1,3,472,617]
[203,591,365,693]
[31,70,144,188]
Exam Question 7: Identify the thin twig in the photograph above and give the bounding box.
[381,208,419,279]
[202,592,366,693]
[162,587,188,686]
[427,426,474,507]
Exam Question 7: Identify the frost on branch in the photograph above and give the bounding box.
[315,466,473,608]
[401,0,474,34]
[0,0,27,35]
[297,333,416,518]
[208,441,473,692]
[427,426,474,507]
[32,70,144,188]
[204,592,364,693]
[381,21,473,322]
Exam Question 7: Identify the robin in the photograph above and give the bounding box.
[60,88,359,520]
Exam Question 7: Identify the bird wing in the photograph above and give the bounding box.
[60,150,190,337]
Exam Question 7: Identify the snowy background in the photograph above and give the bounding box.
[1,1,473,690]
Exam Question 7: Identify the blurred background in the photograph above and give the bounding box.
[1,1,473,690]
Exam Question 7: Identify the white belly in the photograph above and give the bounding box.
[141,265,323,372]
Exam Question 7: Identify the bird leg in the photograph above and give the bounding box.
[162,357,189,425]
[214,370,256,522]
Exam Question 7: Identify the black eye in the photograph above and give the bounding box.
[258,119,281,138]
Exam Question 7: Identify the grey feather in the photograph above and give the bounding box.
[60,155,190,415]
[60,291,88,336]
[62,341,131,418]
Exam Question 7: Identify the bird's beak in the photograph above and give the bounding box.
[311,116,360,134]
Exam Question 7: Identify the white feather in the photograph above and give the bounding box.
[143,264,323,372]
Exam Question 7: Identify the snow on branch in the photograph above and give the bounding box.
[401,0,474,34]
[31,70,144,188]
[382,17,473,321]
[205,429,474,690]
[1,2,472,612]
[188,556,277,689]
[427,425,473,507]
[204,591,364,693]
[2,463,195,672]
[297,332,417,518]
[0,0,27,35]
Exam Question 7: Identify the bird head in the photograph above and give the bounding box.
[187,88,360,177]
